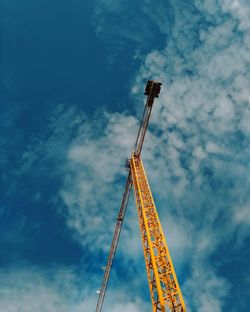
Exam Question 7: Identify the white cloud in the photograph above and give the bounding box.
[235,204,250,225]
[0,266,147,312]
[0,267,81,312]
[184,263,230,312]
[92,0,172,54]
[17,104,85,175]
[60,112,139,253]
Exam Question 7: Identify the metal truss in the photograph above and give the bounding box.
[130,154,186,312]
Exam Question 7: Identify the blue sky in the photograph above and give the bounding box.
[1,0,250,311]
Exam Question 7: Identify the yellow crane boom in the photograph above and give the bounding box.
[95,81,186,312]
[130,154,186,311]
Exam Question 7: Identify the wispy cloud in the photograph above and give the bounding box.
[60,112,142,253]
[0,266,82,312]
[0,265,149,312]
[92,0,173,54]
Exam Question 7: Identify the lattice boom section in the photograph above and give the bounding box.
[130,154,186,312]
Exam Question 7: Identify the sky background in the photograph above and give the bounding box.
[1,0,250,311]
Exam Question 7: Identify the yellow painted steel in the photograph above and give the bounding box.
[130,154,186,312]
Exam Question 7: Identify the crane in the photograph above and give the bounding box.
[95,80,186,312]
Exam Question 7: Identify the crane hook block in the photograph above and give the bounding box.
[144,80,162,98]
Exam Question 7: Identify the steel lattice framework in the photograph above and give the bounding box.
[95,80,186,312]
[130,154,186,312]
